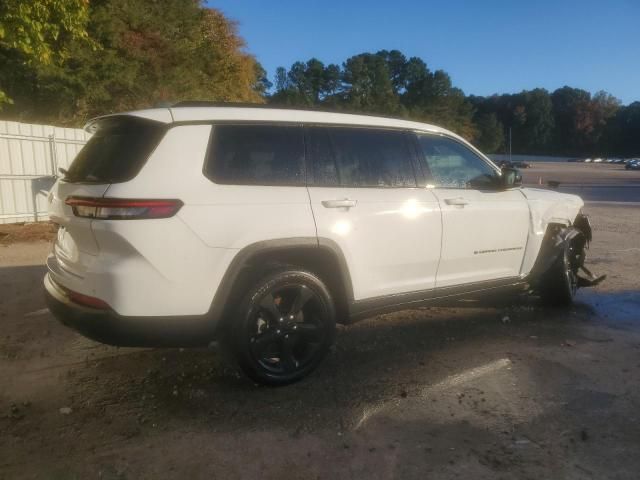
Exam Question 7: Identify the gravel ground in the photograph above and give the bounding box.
[0,223,56,246]
[1,164,639,479]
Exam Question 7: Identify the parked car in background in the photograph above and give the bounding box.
[625,159,640,170]
[44,105,604,385]
[497,160,530,169]
[512,161,531,168]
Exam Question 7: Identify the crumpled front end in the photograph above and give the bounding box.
[570,213,606,288]
[529,212,606,290]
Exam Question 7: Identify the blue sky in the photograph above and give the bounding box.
[208,0,639,105]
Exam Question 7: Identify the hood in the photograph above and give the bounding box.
[520,187,585,235]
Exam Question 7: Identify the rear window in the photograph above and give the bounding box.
[64,118,165,184]
[204,125,305,186]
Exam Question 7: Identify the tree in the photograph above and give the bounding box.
[270,51,477,139]
[591,90,620,152]
[474,113,504,153]
[341,53,399,114]
[376,49,408,93]
[517,89,555,153]
[404,68,476,138]
[0,0,264,125]
[0,0,90,105]
[605,102,640,157]
[274,67,289,92]
[253,63,272,96]
[551,86,595,154]
[470,89,554,154]
[322,64,341,97]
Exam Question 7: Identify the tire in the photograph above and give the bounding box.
[229,268,336,386]
[539,240,578,307]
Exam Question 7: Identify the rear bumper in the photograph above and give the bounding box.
[44,274,218,347]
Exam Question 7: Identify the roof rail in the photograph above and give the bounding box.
[169,101,414,122]
[171,101,273,108]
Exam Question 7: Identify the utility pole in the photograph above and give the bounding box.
[509,127,512,163]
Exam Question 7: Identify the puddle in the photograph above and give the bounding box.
[575,290,640,330]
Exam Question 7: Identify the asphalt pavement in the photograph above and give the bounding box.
[1,163,639,479]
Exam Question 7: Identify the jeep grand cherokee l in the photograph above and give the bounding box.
[44,104,603,385]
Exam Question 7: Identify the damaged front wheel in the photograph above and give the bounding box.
[539,240,578,307]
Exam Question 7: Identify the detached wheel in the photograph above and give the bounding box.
[231,269,336,386]
[539,240,578,307]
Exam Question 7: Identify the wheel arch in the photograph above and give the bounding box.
[527,213,588,285]
[209,237,353,331]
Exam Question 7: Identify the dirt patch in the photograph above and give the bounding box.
[0,222,57,245]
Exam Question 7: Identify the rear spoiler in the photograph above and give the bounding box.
[84,108,173,133]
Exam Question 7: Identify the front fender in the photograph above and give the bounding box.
[518,188,585,276]
[520,187,584,235]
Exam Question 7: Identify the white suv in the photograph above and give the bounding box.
[44,104,603,385]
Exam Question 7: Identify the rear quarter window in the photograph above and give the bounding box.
[204,125,305,186]
[64,118,165,184]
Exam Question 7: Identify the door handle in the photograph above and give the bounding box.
[321,198,357,209]
[444,197,469,206]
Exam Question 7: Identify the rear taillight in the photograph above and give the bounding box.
[65,197,183,220]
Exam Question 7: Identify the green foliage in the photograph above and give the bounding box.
[0,0,90,105]
[604,101,640,156]
[551,86,594,153]
[270,50,478,140]
[0,8,636,157]
[270,51,636,156]
[546,86,621,155]
[470,87,629,156]
[342,53,400,113]
[518,89,555,152]
[474,113,504,153]
[270,58,343,107]
[0,0,89,63]
[0,0,264,125]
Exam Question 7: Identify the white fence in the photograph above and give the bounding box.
[0,120,90,224]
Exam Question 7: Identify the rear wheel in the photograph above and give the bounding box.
[230,269,336,386]
[539,240,578,307]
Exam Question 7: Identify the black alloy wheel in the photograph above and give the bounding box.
[232,270,336,385]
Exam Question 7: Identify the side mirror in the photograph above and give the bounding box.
[500,167,522,189]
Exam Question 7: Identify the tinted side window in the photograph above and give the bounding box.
[416,134,497,189]
[308,127,416,187]
[65,118,164,184]
[205,125,305,186]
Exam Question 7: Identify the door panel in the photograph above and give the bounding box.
[308,186,442,300]
[305,126,442,301]
[413,132,530,287]
[429,188,529,287]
